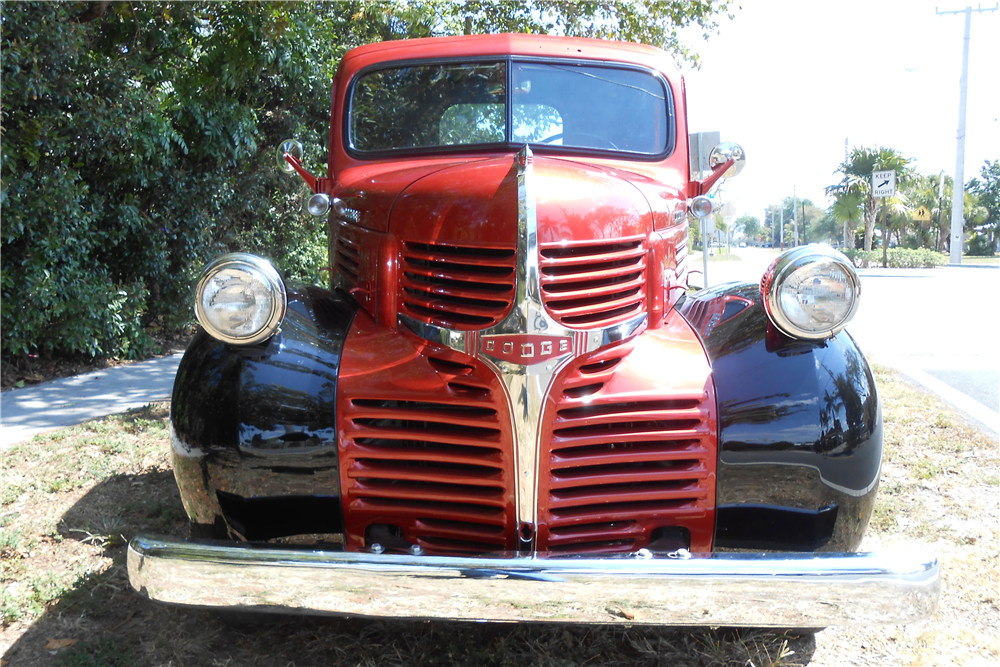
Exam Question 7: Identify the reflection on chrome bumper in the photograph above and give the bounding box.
[127,536,938,627]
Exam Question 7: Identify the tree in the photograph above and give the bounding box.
[967,159,1000,254]
[827,146,912,252]
[791,199,826,245]
[733,214,760,243]
[877,195,910,266]
[2,2,335,358]
[761,201,792,248]
[900,173,949,250]
[803,207,838,246]
[760,198,824,247]
[458,1,736,66]
[1,0,737,361]
[831,192,863,249]
[762,205,782,246]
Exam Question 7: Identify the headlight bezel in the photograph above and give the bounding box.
[194,253,287,346]
[760,245,861,341]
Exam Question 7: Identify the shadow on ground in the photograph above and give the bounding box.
[3,474,818,667]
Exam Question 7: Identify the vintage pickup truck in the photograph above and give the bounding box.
[128,33,938,627]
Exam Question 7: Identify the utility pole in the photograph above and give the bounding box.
[779,202,784,251]
[937,169,946,251]
[766,207,773,247]
[937,3,998,264]
[793,185,799,247]
[764,208,769,247]
[802,200,807,245]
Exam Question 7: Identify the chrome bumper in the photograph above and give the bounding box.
[127,536,939,627]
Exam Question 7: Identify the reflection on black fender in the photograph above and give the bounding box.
[170,283,358,539]
[678,282,882,552]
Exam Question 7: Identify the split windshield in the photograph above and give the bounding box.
[349,60,670,156]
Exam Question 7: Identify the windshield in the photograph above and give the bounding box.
[349,60,670,157]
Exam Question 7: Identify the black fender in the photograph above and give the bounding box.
[170,282,358,540]
[678,282,882,552]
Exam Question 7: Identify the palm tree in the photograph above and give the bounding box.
[831,191,863,249]
[826,146,912,251]
[878,194,910,266]
[900,173,945,250]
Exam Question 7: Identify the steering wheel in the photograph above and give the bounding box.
[538,132,618,150]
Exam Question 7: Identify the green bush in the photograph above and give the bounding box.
[966,232,997,257]
[1,1,736,363]
[1,2,332,359]
[843,248,949,269]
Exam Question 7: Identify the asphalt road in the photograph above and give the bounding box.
[697,247,1000,438]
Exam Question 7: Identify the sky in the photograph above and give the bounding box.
[680,0,1000,221]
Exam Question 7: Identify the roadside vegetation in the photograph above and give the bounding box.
[843,248,949,269]
[2,366,997,666]
[0,0,734,366]
[731,156,998,262]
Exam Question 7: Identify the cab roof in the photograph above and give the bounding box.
[338,33,682,80]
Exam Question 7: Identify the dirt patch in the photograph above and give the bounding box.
[1,366,998,666]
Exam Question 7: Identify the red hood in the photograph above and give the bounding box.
[384,156,660,247]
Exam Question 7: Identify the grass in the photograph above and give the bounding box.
[2,369,998,666]
[961,255,999,266]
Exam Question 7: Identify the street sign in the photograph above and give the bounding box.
[912,206,932,222]
[872,170,896,198]
[689,131,721,178]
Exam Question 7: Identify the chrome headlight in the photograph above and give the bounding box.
[760,245,860,340]
[689,196,714,219]
[194,253,286,345]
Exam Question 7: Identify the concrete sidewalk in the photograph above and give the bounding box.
[0,353,183,449]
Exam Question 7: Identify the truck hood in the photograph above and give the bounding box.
[388,155,656,246]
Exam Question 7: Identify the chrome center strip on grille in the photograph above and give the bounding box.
[399,145,647,548]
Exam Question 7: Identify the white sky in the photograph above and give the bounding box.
[680,0,1000,220]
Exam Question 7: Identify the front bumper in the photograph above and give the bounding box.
[128,536,938,627]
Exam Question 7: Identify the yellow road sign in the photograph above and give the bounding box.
[912,206,932,222]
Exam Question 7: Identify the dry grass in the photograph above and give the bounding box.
[1,364,998,666]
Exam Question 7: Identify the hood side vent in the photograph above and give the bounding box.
[335,235,361,288]
[342,396,513,554]
[539,236,647,328]
[541,398,713,553]
[400,242,516,329]
[537,336,717,554]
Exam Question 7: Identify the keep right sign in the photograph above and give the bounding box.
[872,170,896,198]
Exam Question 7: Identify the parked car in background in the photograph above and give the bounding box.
[128,33,938,628]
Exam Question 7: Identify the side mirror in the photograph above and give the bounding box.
[276,138,319,192]
[276,139,304,174]
[709,142,747,179]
